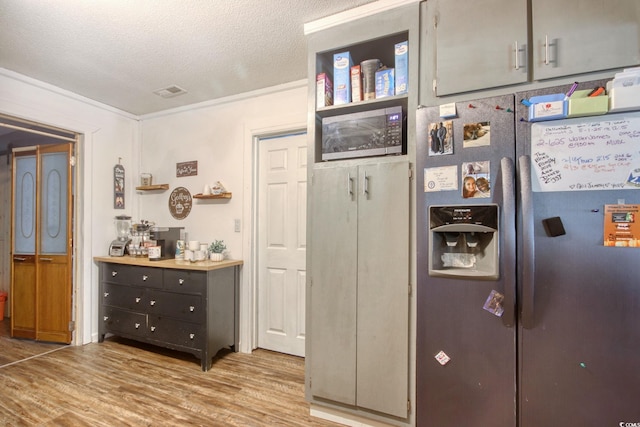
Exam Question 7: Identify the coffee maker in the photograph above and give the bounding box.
[109,215,131,256]
[149,226,184,259]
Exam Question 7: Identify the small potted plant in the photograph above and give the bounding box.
[209,239,226,262]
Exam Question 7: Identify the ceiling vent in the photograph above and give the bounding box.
[153,85,188,98]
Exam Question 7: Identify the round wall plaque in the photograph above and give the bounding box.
[168,186,192,220]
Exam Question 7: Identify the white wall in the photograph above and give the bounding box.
[0,68,307,352]
[139,83,308,352]
[0,69,139,344]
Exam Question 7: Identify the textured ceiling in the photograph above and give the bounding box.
[0,0,379,116]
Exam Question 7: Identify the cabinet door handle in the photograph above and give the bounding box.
[363,171,369,195]
[103,316,109,321]
[111,271,118,277]
[13,257,27,262]
[40,257,53,262]
[514,41,520,70]
[189,333,195,340]
[150,326,156,332]
[142,275,148,281]
[149,300,156,306]
[347,173,353,195]
[135,323,140,329]
[544,35,550,65]
[189,306,195,312]
[179,278,185,285]
[135,297,141,303]
[103,292,109,298]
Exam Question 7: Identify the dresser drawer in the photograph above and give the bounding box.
[146,290,205,323]
[163,269,206,294]
[103,306,147,338]
[102,263,162,288]
[148,316,204,349]
[103,283,145,311]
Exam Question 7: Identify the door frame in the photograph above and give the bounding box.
[241,115,306,353]
[1,114,85,345]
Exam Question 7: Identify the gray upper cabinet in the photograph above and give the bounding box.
[531,0,640,80]
[431,0,640,97]
[434,0,528,96]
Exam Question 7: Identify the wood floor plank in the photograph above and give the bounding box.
[0,333,341,427]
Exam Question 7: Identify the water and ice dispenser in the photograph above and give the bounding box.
[429,205,499,280]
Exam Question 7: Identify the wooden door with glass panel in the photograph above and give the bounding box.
[11,143,73,343]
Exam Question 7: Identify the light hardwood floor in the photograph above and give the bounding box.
[0,320,341,426]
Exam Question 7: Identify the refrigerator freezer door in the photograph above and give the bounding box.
[416,95,517,427]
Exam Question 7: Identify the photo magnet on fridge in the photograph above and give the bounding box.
[483,290,504,317]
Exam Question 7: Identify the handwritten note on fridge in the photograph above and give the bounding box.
[531,113,640,191]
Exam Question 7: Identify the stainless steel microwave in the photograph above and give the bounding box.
[321,106,404,161]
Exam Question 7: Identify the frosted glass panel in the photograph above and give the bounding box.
[14,156,36,254]
[41,152,68,254]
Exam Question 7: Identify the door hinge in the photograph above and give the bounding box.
[408,399,411,412]
[70,156,76,166]
[409,167,413,180]
[68,320,76,332]
[409,283,412,296]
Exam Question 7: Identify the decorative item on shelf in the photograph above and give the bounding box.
[209,240,226,262]
[211,181,227,195]
[193,181,232,199]
[140,173,153,186]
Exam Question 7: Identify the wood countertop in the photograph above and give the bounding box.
[93,256,243,271]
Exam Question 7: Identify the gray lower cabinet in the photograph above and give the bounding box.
[308,159,410,418]
[98,262,237,371]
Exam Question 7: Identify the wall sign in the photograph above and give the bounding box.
[168,187,192,220]
[176,160,198,177]
[114,162,125,209]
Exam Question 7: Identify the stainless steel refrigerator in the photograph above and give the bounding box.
[416,86,640,426]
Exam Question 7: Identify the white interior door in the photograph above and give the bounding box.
[257,132,307,356]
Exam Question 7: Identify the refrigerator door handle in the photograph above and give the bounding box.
[519,155,535,329]
[501,157,516,327]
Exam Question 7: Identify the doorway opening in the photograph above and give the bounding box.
[0,114,79,344]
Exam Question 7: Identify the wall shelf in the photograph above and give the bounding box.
[136,184,169,191]
[193,192,232,199]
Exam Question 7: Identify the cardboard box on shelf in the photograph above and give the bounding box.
[351,65,362,102]
[316,73,333,109]
[375,68,395,99]
[394,41,408,96]
[333,52,353,105]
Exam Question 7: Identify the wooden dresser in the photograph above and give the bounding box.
[94,256,242,371]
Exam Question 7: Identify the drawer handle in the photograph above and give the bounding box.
[142,275,148,281]
[179,278,185,285]
[150,326,156,332]
[135,323,140,329]
[135,297,141,303]
[189,334,195,340]
[103,292,109,297]
[103,316,109,321]
[189,306,195,312]
[111,271,118,277]
[150,300,156,306]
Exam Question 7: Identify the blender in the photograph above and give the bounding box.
[109,215,132,256]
